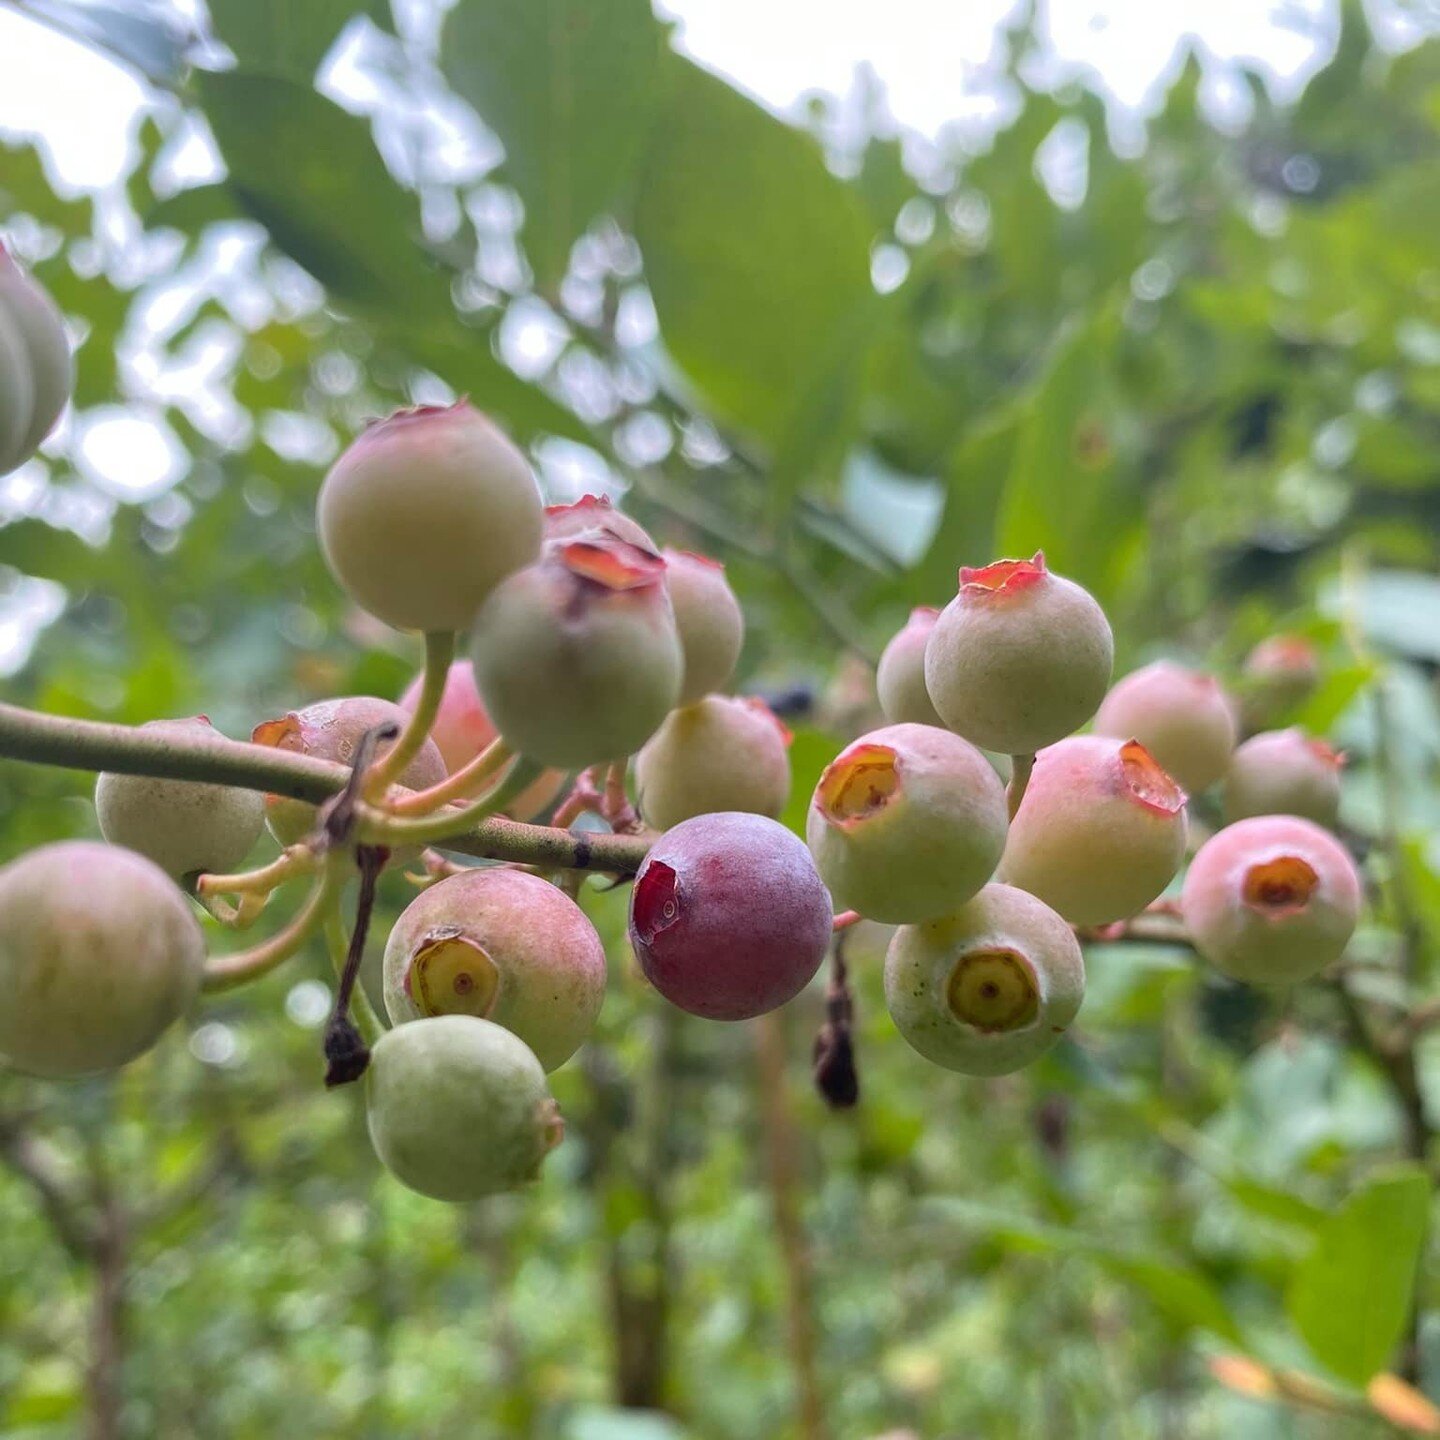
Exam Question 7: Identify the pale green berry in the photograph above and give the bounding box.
[806,722,1007,924]
[317,401,543,633]
[1093,661,1236,795]
[663,549,744,704]
[876,607,943,727]
[636,695,791,830]
[999,735,1187,926]
[471,536,682,768]
[924,552,1113,755]
[383,868,606,1071]
[884,883,1084,1076]
[95,717,265,881]
[1181,815,1360,984]
[1223,728,1343,829]
[366,1015,564,1201]
[0,842,204,1077]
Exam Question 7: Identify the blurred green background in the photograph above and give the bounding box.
[0,0,1437,1435]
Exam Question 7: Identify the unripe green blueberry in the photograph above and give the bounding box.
[924,552,1113,755]
[1181,815,1360,984]
[1242,634,1319,728]
[95,717,266,882]
[251,696,446,845]
[884,882,1084,1076]
[630,813,831,1020]
[1224,729,1344,829]
[471,536,682,768]
[1093,661,1237,795]
[544,492,656,551]
[876,607,943,727]
[635,695,791,830]
[663,549,745,704]
[0,841,204,1077]
[0,245,70,473]
[383,868,606,1071]
[398,660,564,820]
[806,723,1007,924]
[317,401,543,633]
[366,1015,564,1201]
[1000,735,1187,926]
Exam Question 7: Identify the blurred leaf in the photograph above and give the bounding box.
[634,57,874,451]
[208,0,378,78]
[1287,1164,1431,1385]
[196,72,447,316]
[442,0,665,293]
[779,726,843,838]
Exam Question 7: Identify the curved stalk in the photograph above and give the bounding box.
[201,864,339,993]
[388,736,513,816]
[363,630,454,797]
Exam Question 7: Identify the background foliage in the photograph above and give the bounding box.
[0,1,1437,1436]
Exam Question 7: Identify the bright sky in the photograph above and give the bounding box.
[0,1,1398,190]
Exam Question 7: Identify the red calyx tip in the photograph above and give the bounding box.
[1119,739,1186,815]
[959,551,1047,598]
[558,537,667,591]
[668,549,725,572]
[545,493,614,519]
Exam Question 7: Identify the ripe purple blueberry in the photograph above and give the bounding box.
[924,552,1113,755]
[629,813,832,1020]
[317,401,543,632]
[1223,728,1343,829]
[635,695,791,831]
[884,883,1085,1076]
[471,536,682,768]
[1093,661,1237,795]
[382,868,606,1071]
[1181,815,1361,984]
[806,723,1007,924]
[1000,735,1187,926]
[0,842,204,1077]
[876,607,944,727]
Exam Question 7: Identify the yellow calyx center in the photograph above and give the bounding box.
[409,934,500,1018]
[1242,855,1318,916]
[816,743,900,827]
[946,948,1040,1032]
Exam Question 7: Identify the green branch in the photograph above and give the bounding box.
[0,702,652,876]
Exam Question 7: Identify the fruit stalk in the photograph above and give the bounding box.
[201,863,340,992]
[363,630,455,798]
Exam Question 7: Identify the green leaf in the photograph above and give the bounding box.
[196,72,448,318]
[1287,1164,1431,1385]
[194,71,584,440]
[208,0,372,79]
[634,57,874,451]
[442,0,666,293]
[994,306,1137,596]
[779,727,843,839]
